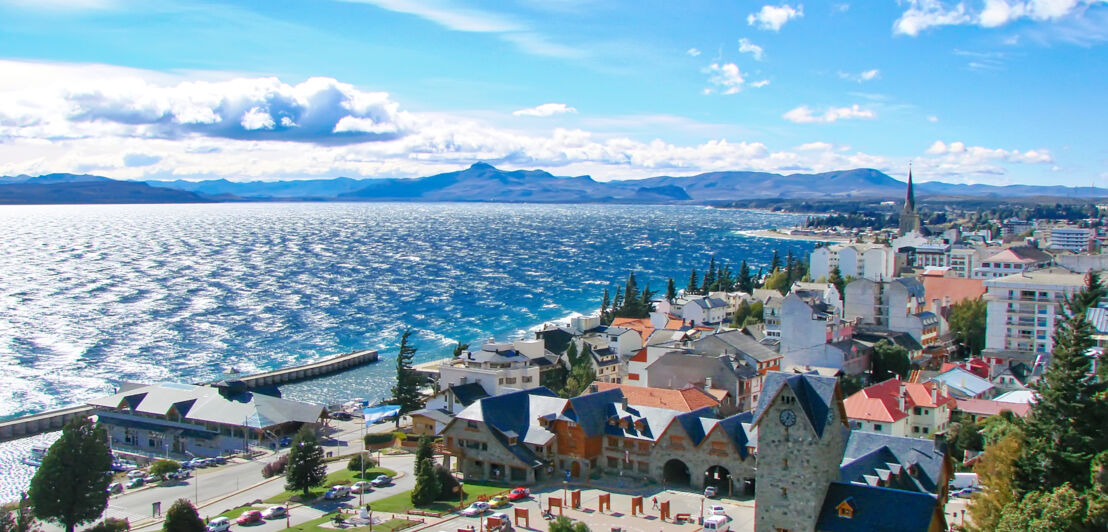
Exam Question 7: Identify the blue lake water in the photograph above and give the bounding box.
[0,202,814,500]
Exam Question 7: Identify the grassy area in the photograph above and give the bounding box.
[368,482,506,515]
[264,467,398,503]
[280,513,421,532]
[216,506,266,520]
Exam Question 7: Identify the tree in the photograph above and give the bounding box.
[702,257,717,295]
[686,269,699,296]
[410,458,441,507]
[948,419,985,464]
[870,340,910,382]
[948,298,987,358]
[827,266,845,297]
[390,329,426,426]
[730,300,750,328]
[415,435,435,474]
[549,516,590,532]
[665,278,677,303]
[564,342,579,368]
[600,288,610,322]
[162,499,204,532]
[284,425,326,497]
[84,518,129,532]
[347,454,375,472]
[970,434,1022,532]
[769,250,781,273]
[762,269,789,294]
[451,342,469,358]
[149,460,180,480]
[560,351,596,399]
[996,484,1094,532]
[0,493,41,532]
[28,417,112,532]
[737,260,753,294]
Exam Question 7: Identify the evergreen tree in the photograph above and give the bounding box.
[702,257,717,294]
[784,251,795,283]
[411,458,441,507]
[770,250,781,273]
[1,494,41,532]
[390,329,425,425]
[730,300,750,328]
[162,499,205,532]
[737,261,753,294]
[686,269,699,296]
[415,435,434,474]
[451,342,469,358]
[948,298,987,358]
[827,266,845,297]
[560,346,596,399]
[600,288,610,320]
[623,272,639,311]
[284,425,326,497]
[717,263,734,292]
[28,417,112,532]
[870,340,910,381]
[564,342,579,368]
[665,278,676,303]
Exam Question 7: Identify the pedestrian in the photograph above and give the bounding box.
[651,497,658,510]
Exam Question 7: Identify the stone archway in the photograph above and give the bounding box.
[704,465,732,495]
[663,459,691,487]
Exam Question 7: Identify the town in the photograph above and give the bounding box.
[8,176,1108,532]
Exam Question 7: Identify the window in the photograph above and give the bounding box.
[466,421,479,430]
[783,458,789,469]
[873,424,883,431]
[922,427,929,434]
[913,407,921,415]
[913,426,919,433]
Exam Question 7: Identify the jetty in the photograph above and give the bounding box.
[0,349,378,443]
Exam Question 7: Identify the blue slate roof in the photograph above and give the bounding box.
[815,482,939,532]
[450,383,490,406]
[566,388,624,437]
[706,411,755,459]
[840,431,947,494]
[754,371,838,437]
[893,277,926,299]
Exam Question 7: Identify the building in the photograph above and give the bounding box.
[983,267,1087,363]
[971,246,1053,279]
[777,292,866,376]
[1046,226,1095,253]
[898,167,922,236]
[947,245,984,278]
[589,382,721,412]
[953,398,1032,424]
[810,243,897,283]
[925,366,995,399]
[1000,219,1035,239]
[842,377,955,438]
[435,338,565,396]
[754,372,950,532]
[844,277,943,353]
[88,381,325,459]
[919,270,986,316]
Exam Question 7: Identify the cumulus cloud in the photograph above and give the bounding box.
[839,69,880,82]
[928,115,940,123]
[782,104,876,123]
[687,48,702,57]
[926,139,1053,164]
[738,38,766,61]
[747,4,804,31]
[512,103,578,117]
[894,0,1106,36]
[750,79,771,88]
[704,63,746,94]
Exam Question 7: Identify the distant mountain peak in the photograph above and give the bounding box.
[469,162,495,170]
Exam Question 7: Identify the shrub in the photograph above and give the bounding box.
[86,517,130,532]
[434,465,461,501]
[149,459,181,479]
[363,433,395,446]
[162,499,203,532]
[393,432,408,441]
[347,455,377,472]
[261,454,289,479]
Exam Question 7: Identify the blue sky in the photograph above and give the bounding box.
[0,0,1105,186]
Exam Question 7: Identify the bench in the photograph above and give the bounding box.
[674,513,691,523]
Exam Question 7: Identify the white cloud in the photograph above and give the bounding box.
[894,0,1107,36]
[747,4,804,31]
[738,38,765,61]
[687,48,702,57]
[927,115,940,123]
[782,104,876,123]
[926,139,1053,164]
[838,69,881,82]
[796,141,834,151]
[750,79,771,88]
[513,103,579,117]
[703,63,746,94]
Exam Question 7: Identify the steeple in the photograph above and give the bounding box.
[904,163,915,212]
[897,163,921,236]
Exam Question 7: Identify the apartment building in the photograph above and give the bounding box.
[983,267,1087,363]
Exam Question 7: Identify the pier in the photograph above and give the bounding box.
[0,349,379,443]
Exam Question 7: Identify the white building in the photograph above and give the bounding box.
[972,246,1053,279]
[437,338,562,395]
[1047,226,1095,253]
[810,243,896,282]
[983,267,1087,363]
[843,277,942,350]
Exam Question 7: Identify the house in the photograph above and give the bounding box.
[983,267,1086,364]
[589,382,721,412]
[609,317,655,347]
[971,246,1053,279]
[953,398,1032,424]
[88,380,325,459]
[1044,226,1095,253]
[409,408,454,437]
[436,338,566,396]
[843,377,955,438]
[424,382,491,415]
[753,289,785,339]
[754,372,951,532]
[684,296,730,325]
[919,271,986,316]
[642,351,757,414]
[925,366,995,399]
[810,243,896,282]
[845,277,945,356]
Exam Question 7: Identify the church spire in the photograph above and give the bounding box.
[898,163,921,236]
[905,162,915,212]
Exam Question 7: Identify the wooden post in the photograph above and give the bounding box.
[570,490,581,509]
[630,496,643,517]
[597,493,610,513]
[513,508,529,528]
[660,501,671,521]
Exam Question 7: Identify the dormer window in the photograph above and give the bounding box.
[507,436,517,445]
[836,500,855,519]
[608,416,618,426]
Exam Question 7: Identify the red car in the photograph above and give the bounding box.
[507,487,530,501]
[236,510,262,525]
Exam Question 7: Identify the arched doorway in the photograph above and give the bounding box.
[704,465,732,496]
[570,461,581,479]
[663,459,691,487]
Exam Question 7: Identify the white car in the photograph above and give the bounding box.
[206,517,231,532]
[261,506,287,519]
[350,481,372,494]
[460,501,490,516]
[324,485,350,500]
[704,486,718,498]
[707,505,730,520]
[126,470,146,479]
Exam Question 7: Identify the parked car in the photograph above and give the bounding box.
[370,475,392,487]
[206,517,231,532]
[489,495,509,508]
[212,456,228,465]
[324,486,350,500]
[488,512,510,530]
[460,502,490,517]
[124,478,144,489]
[331,412,353,421]
[179,461,194,470]
[707,505,730,520]
[279,437,292,447]
[126,470,146,479]
[106,482,123,494]
[704,486,718,498]
[143,475,159,484]
[350,481,372,494]
[702,515,729,532]
[261,506,287,519]
[236,511,262,525]
[507,487,530,501]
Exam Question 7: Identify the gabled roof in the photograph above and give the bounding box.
[845,378,955,423]
[815,482,938,532]
[927,367,993,399]
[840,431,947,494]
[591,382,720,412]
[983,245,1052,264]
[692,330,782,363]
[566,388,623,437]
[88,382,324,429]
[955,398,1032,418]
[701,411,756,459]
[890,277,925,299]
[692,297,728,309]
[753,371,838,437]
[450,383,491,406]
[611,317,655,343]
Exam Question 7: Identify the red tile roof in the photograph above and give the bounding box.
[955,398,1032,418]
[629,349,648,363]
[844,377,956,423]
[611,317,654,344]
[592,382,720,412]
[921,276,986,308]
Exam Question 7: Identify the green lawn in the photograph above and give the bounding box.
[264,467,398,503]
[368,482,506,515]
[280,513,420,532]
[216,506,266,520]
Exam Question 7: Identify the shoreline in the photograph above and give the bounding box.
[738,228,853,243]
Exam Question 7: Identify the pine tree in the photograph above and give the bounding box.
[451,342,469,358]
[827,265,845,297]
[162,499,205,532]
[284,425,327,497]
[686,269,699,296]
[415,435,435,474]
[411,458,441,507]
[390,329,425,425]
[770,250,781,272]
[754,267,764,288]
[665,278,677,303]
[28,417,112,532]
[702,258,717,294]
[564,342,579,368]
[737,261,753,294]
[717,263,734,292]
[785,250,795,283]
[600,288,610,318]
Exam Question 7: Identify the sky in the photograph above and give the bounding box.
[0,0,1105,186]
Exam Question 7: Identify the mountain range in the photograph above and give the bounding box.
[0,164,1104,205]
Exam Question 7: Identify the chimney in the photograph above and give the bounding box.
[897,380,906,412]
[588,383,599,394]
[621,396,629,411]
[930,384,938,404]
[705,377,713,390]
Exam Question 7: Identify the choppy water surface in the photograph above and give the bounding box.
[0,202,813,499]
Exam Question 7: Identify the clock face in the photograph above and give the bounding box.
[779,409,797,427]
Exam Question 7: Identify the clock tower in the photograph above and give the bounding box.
[753,373,847,532]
